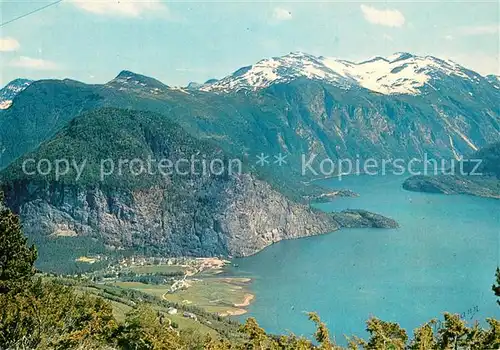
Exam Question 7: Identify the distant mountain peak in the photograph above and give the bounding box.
[387,52,414,62]
[2,78,32,87]
[285,51,315,59]
[359,56,390,64]
[107,70,169,92]
[116,70,136,77]
[185,78,222,90]
[186,82,202,89]
[200,52,478,95]
[0,78,33,110]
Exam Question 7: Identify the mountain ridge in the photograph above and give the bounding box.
[199,51,498,95]
[2,52,498,95]
[1,62,498,179]
[0,51,498,189]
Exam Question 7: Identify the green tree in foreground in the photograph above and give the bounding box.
[233,313,500,350]
[493,267,500,306]
[115,305,189,349]
[363,317,407,350]
[0,280,117,349]
[409,322,436,350]
[0,192,37,294]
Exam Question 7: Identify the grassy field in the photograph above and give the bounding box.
[43,268,247,341]
[161,277,253,316]
[111,281,172,299]
[109,276,253,316]
[78,282,220,336]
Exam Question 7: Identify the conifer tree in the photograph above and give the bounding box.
[493,267,500,305]
[0,192,37,294]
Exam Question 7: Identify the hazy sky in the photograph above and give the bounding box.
[0,0,499,87]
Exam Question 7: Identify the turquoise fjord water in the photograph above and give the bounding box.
[229,174,500,342]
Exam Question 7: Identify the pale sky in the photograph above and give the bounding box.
[0,0,499,87]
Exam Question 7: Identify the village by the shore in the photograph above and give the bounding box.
[71,254,255,318]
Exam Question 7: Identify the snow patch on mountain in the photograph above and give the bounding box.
[201,52,476,95]
[0,79,33,110]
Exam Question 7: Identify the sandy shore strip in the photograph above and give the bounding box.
[223,308,248,316]
[223,277,252,283]
[234,293,255,307]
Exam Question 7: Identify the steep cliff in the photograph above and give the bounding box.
[3,108,387,259]
[3,174,339,257]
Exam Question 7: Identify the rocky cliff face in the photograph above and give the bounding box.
[1,108,345,258]
[212,175,339,256]
[1,107,399,260]
[3,174,339,257]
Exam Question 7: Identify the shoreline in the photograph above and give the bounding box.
[234,293,255,307]
[220,293,255,316]
[223,308,248,316]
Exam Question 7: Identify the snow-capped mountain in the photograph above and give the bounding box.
[201,52,489,95]
[0,79,33,110]
[1,52,498,172]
